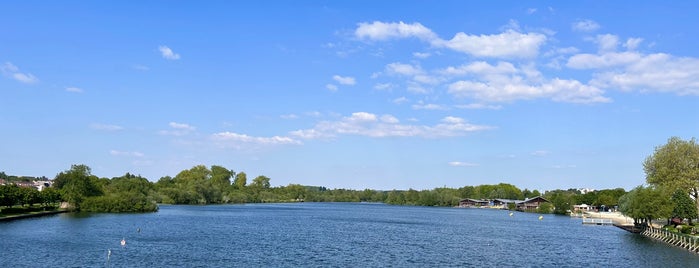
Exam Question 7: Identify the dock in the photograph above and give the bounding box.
[582,218,613,225]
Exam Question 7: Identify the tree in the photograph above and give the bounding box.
[671,189,697,224]
[54,164,103,209]
[233,172,247,189]
[644,137,699,212]
[251,175,271,189]
[619,185,673,224]
[0,184,20,208]
[210,165,233,189]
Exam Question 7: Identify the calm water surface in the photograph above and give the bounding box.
[1,203,698,267]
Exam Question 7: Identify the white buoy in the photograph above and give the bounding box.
[509,212,514,217]
[538,215,544,220]
[120,238,126,247]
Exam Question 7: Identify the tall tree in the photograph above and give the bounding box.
[671,189,698,224]
[54,164,103,209]
[619,185,673,224]
[251,175,271,189]
[644,137,699,211]
[211,165,233,187]
[234,172,247,189]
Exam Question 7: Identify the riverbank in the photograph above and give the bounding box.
[0,209,68,222]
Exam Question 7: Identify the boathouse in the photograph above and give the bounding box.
[516,196,550,211]
[492,199,518,209]
[458,198,489,207]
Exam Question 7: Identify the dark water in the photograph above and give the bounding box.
[1,203,698,267]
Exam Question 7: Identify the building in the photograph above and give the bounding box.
[515,196,550,212]
[458,198,489,207]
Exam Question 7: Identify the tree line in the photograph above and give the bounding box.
[3,164,631,215]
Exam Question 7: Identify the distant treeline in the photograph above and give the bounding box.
[2,164,627,214]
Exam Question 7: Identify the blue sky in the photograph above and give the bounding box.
[2,1,697,191]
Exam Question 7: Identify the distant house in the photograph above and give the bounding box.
[516,196,550,211]
[573,204,592,212]
[458,198,489,207]
[0,178,5,185]
[492,199,519,209]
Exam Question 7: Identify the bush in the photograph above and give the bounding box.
[80,193,158,213]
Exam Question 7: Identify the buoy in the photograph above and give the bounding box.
[120,238,126,247]
[509,212,514,217]
[538,215,543,220]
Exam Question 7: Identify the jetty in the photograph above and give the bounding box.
[578,212,699,253]
[577,211,642,232]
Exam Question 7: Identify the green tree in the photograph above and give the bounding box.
[251,175,271,189]
[210,165,233,190]
[671,189,698,224]
[40,187,61,206]
[644,137,699,212]
[54,164,103,210]
[619,185,673,224]
[0,184,20,208]
[537,202,553,214]
[234,172,247,189]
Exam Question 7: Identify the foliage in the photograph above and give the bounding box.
[537,202,553,214]
[619,185,673,223]
[671,189,698,224]
[644,137,699,212]
[53,164,103,209]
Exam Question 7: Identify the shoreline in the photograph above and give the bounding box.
[0,210,69,222]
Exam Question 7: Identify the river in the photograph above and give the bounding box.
[1,203,697,267]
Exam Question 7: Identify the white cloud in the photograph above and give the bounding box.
[527,8,537,14]
[355,21,547,58]
[380,114,399,124]
[412,103,448,110]
[212,132,301,146]
[374,83,393,91]
[567,48,699,95]
[624,38,643,50]
[392,96,409,104]
[595,34,619,52]
[572,19,600,32]
[1,62,38,84]
[332,75,356,85]
[406,82,430,94]
[90,123,124,131]
[567,51,642,69]
[441,61,518,76]
[110,150,145,157]
[355,21,437,41]
[65,87,83,93]
[290,112,492,139]
[160,122,195,136]
[385,62,423,76]
[169,122,195,130]
[326,84,338,91]
[437,30,547,58]
[447,71,610,104]
[413,52,431,59]
[449,161,480,167]
[158,46,181,60]
[455,103,503,110]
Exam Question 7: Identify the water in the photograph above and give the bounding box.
[1,203,698,267]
